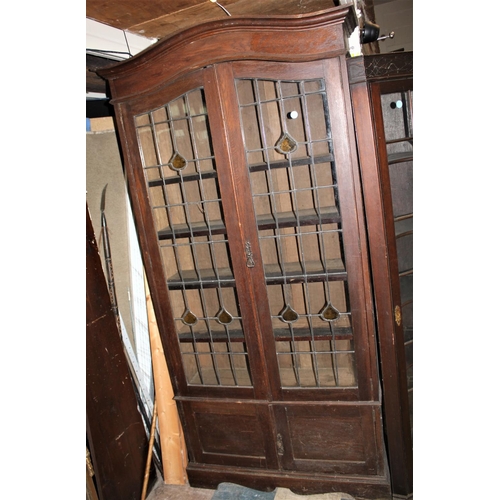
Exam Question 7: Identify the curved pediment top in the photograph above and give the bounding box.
[99,5,356,101]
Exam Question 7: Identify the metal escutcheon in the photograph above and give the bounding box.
[394,305,402,327]
[245,241,255,268]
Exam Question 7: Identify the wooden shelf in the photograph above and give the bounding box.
[158,219,227,240]
[272,326,353,341]
[386,137,412,145]
[263,258,346,284]
[394,215,412,238]
[249,153,335,173]
[158,206,340,240]
[404,326,413,344]
[178,326,353,342]
[148,153,336,189]
[257,206,340,230]
[167,258,347,289]
[387,151,413,165]
[148,169,218,187]
[399,268,412,279]
[168,266,236,289]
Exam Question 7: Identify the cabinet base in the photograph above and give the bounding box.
[186,462,392,500]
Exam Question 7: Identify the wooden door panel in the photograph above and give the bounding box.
[275,404,384,476]
[180,400,279,469]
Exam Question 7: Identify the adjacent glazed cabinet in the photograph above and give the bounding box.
[100,6,410,499]
[348,52,413,499]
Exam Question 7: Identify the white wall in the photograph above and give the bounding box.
[86,18,156,59]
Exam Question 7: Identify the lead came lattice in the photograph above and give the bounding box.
[134,87,253,388]
[236,77,357,388]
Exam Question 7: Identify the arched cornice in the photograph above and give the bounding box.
[99,5,357,103]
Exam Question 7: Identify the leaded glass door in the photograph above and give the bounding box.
[132,79,255,392]
[236,76,356,389]
[231,59,381,404]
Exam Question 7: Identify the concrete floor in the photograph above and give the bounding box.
[146,478,359,500]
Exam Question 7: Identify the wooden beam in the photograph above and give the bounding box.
[86,54,117,95]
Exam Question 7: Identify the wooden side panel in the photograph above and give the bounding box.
[86,206,150,500]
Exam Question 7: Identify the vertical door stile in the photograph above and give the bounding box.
[322,57,379,402]
[369,83,403,307]
[203,63,281,402]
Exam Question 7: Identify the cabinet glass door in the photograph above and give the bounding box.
[134,87,253,388]
[380,89,413,428]
[236,76,357,389]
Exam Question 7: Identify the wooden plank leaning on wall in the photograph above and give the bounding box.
[86,204,150,500]
[145,257,189,484]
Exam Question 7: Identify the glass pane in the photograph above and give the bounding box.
[236,78,356,389]
[135,88,252,387]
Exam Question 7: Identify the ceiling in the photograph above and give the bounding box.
[86,0,377,106]
[86,0,371,41]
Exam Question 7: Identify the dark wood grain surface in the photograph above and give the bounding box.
[86,205,151,500]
